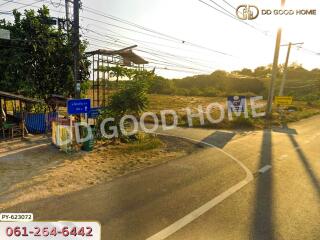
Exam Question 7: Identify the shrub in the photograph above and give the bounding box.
[97,80,148,140]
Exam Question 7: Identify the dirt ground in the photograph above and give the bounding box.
[0,135,200,210]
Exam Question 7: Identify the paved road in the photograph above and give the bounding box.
[4,115,320,240]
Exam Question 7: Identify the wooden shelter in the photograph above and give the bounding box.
[0,91,44,139]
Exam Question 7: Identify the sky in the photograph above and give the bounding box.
[0,0,320,78]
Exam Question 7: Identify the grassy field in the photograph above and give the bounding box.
[145,94,320,129]
[87,90,320,129]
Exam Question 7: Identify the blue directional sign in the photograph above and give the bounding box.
[228,96,246,112]
[88,107,102,119]
[67,99,91,115]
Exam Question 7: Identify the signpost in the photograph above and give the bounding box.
[274,96,293,106]
[88,107,102,119]
[275,96,293,128]
[67,99,91,115]
[66,99,91,146]
[228,96,246,112]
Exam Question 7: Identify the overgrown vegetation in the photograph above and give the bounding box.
[0,6,90,99]
[97,78,149,141]
[146,64,320,101]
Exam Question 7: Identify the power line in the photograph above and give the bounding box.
[84,34,217,71]
[88,42,208,75]
[82,26,220,66]
[32,0,233,57]
[79,4,233,56]
[82,32,215,73]
[83,34,215,72]
[82,17,232,57]
[50,0,62,8]
[11,0,44,10]
[208,0,237,18]
[0,0,14,7]
[221,0,236,10]
[198,0,268,35]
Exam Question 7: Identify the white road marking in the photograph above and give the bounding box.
[258,165,272,173]
[146,132,253,240]
[0,143,51,158]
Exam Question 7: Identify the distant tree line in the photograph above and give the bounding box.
[147,64,320,100]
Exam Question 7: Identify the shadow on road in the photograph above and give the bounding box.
[201,131,236,148]
[287,134,320,199]
[279,121,320,198]
[251,129,274,240]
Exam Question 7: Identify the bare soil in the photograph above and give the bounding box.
[0,135,199,210]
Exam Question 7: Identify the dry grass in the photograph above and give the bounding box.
[146,94,320,129]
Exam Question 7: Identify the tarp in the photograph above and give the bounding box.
[24,112,58,134]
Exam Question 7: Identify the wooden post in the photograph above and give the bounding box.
[20,100,27,139]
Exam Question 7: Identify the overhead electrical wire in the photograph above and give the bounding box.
[82,27,219,69]
[38,0,234,56]
[198,0,267,35]
[88,42,208,75]
[3,0,320,73]
[2,0,220,74]
[81,4,233,56]
[0,0,14,7]
[221,0,236,10]
[83,34,214,73]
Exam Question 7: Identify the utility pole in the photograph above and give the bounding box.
[266,0,286,118]
[279,42,304,96]
[73,0,80,98]
[65,0,70,32]
[266,29,282,117]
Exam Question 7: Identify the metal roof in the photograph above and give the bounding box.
[0,91,44,104]
[86,48,148,65]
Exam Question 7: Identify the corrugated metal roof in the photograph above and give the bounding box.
[0,91,44,104]
[86,48,148,65]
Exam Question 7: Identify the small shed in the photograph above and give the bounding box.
[0,91,44,138]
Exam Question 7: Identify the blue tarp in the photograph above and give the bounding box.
[24,112,58,134]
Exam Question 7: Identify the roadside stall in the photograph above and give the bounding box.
[0,90,44,140]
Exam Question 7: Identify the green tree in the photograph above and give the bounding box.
[0,6,90,99]
[98,79,149,140]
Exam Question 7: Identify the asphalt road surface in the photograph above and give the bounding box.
[4,115,320,240]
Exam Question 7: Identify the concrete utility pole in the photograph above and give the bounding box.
[279,42,304,96]
[73,0,80,98]
[65,0,70,32]
[266,0,286,118]
[266,29,282,117]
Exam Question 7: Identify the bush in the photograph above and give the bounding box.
[97,80,148,140]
